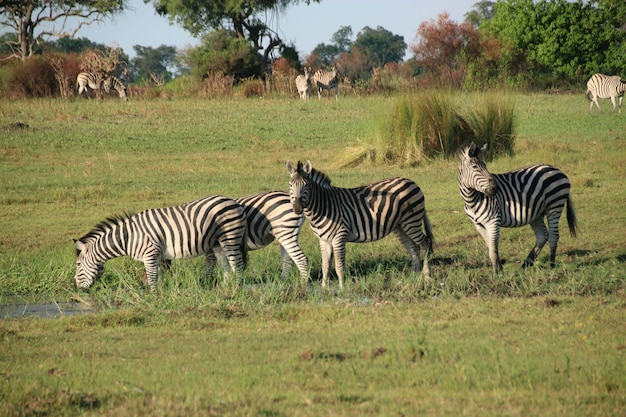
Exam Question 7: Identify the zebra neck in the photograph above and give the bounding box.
[459,183,488,206]
[96,221,130,261]
[304,183,341,219]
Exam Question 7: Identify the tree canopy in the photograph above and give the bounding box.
[0,0,127,60]
[148,0,319,70]
[353,26,407,68]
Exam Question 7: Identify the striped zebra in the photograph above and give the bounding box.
[586,73,626,113]
[73,195,248,291]
[458,143,577,274]
[295,66,312,99]
[234,191,308,280]
[311,63,339,100]
[104,76,128,101]
[287,160,433,289]
[76,72,106,98]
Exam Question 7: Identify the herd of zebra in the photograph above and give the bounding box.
[295,64,339,100]
[74,142,578,291]
[76,72,128,101]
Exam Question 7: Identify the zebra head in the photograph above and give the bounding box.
[73,239,104,289]
[286,160,312,215]
[458,142,498,196]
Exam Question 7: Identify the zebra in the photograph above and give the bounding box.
[76,72,106,98]
[311,63,339,101]
[73,195,248,291]
[286,160,433,289]
[233,191,309,280]
[104,76,128,101]
[458,142,578,274]
[586,73,626,113]
[295,66,312,99]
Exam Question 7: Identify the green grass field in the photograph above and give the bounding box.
[0,94,625,416]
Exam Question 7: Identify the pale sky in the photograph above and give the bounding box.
[56,0,478,59]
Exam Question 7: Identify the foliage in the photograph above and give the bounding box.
[412,13,481,88]
[465,0,496,27]
[481,0,626,86]
[312,25,353,65]
[0,0,127,60]
[182,30,262,81]
[373,91,516,163]
[353,26,407,68]
[130,44,179,84]
[151,0,320,69]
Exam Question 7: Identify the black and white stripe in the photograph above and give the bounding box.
[74,195,247,291]
[235,191,308,280]
[458,142,577,273]
[295,66,312,99]
[76,72,106,98]
[311,64,339,101]
[104,76,128,101]
[287,160,433,288]
[586,73,626,113]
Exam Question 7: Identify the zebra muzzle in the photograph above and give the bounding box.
[292,198,303,215]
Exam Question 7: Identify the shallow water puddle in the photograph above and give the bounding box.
[0,300,96,319]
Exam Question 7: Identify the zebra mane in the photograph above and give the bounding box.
[79,212,134,241]
[307,168,332,188]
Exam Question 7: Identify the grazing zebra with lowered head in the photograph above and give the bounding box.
[287,160,433,289]
[458,142,577,274]
[311,64,339,100]
[73,195,248,291]
[104,76,128,101]
[76,72,106,98]
[586,73,626,113]
[295,66,312,99]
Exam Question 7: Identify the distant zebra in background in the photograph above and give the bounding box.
[586,73,626,113]
[311,63,339,100]
[74,195,248,291]
[76,72,106,98]
[104,76,128,101]
[458,143,577,274]
[287,160,433,289]
[234,191,308,280]
[295,66,312,99]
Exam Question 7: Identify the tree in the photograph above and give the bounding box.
[311,26,353,65]
[412,13,480,87]
[0,0,127,61]
[149,0,320,71]
[465,1,496,27]
[353,26,407,68]
[131,45,178,83]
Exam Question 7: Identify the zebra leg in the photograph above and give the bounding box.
[143,259,160,291]
[319,239,334,288]
[610,96,617,113]
[475,222,502,274]
[331,236,348,289]
[522,219,549,268]
[278,241,309,282]
[546,213,562,268]
[394,229,424,275]
[201,250,220,287]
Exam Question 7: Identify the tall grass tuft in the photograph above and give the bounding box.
[459,92,516,161]
[373,90,516,164]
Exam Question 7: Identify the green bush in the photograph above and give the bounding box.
[373,90,516,164]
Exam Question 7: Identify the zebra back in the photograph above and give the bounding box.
[74,195,247,289]
[76,72,105,98]
[311,64,339,100]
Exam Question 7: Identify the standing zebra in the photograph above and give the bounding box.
[233,191,308,280]
[295,66,312,99]
[586,73,626,113]
[311,63,339,101]
[73,195,248,291]
[76,72,106,98]
[104,76,128,101]
[287,160,433,289]
[458,142,577,274]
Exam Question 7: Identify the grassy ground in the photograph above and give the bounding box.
[0,93,625,416]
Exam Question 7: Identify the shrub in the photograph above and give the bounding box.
[372,90,516,164]
[3,56,56,98]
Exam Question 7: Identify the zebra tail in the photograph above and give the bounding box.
[423,212,435,254]
[586,90,593,101]
[566,196,578,238]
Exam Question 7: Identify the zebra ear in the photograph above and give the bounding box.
[466,142,477,157]
[74,239,86,252]
[303,160,312,174]
[286,160,295,174]
[478,143,488,159]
